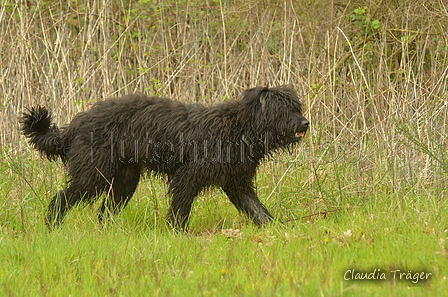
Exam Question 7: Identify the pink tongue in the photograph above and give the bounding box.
[296,132,305,137]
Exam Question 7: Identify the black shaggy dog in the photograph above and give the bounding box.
[21,86,309,231]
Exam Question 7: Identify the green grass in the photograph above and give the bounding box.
[1,148,446,296]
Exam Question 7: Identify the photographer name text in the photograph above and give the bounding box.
[344,269,432,284]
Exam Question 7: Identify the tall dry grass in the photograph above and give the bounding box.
[1,0,448,192]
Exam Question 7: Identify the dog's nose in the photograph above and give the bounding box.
[301,119,309,128]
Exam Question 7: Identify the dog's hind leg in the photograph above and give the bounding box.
[97,165,141,222]
[46,185,96,230]
[222,180,273,226]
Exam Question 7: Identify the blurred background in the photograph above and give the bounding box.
[1,0,448,201]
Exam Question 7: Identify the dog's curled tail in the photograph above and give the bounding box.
[20,106,65,161]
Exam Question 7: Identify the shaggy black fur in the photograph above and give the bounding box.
[20,86,309,231]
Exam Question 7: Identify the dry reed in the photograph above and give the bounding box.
[1,0,448,193]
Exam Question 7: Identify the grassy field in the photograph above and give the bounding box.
[1,150,446,296]
[1,0,447,295]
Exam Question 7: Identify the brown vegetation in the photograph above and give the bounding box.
[2,0,448,191]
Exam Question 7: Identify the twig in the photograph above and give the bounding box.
[282,208,344,223]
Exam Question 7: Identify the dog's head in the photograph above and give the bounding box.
[240,85,309,147]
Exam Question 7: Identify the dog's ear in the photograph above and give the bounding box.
[260,96,266,112]
[241,86,270,109]
[238,87,269,127]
